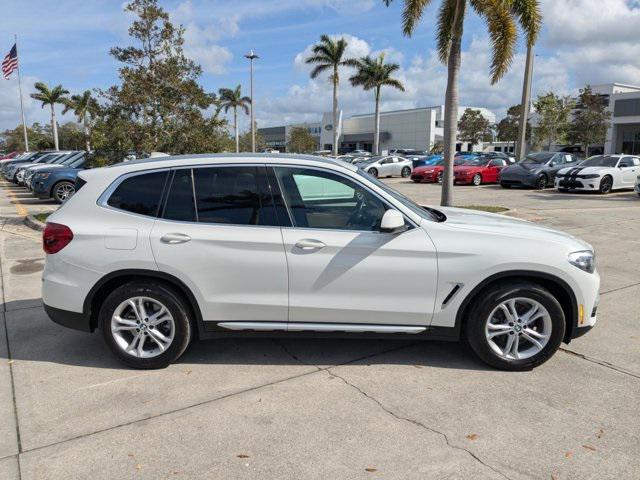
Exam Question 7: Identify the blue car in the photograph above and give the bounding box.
[411,154,443,168]
[31,164,84,203]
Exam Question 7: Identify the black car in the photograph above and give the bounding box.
[499,152,579,189]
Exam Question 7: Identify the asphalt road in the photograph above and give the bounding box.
[0,178,638,479]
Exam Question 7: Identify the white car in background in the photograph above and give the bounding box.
[555,154,640,194]
[635,175,640,197]
[355,155,413,178]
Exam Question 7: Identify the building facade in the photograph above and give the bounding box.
[259,105,495,153]
[598,83,640,155]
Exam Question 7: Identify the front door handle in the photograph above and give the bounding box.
[295,239,325,250]
[161,233,191,244]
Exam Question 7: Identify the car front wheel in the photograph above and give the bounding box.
[465,281,565,371]
[535,174,547,190]
[599,175,613,194]
[368,168,378,178]
[472,173,482,186]
[99,281,193,369]
[401,166,411,178]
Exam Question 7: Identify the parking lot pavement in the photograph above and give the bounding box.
[0,180,639,479]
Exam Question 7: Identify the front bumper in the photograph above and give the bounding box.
[499,173,539,187]
[555,177,599,191]
[411,171,439,183]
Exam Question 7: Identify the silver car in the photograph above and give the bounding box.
[355,155,413,178]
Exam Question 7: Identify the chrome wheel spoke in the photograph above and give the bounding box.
[147,329,169,351]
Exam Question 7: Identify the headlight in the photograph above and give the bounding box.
[37,173,51,179]
[579,174,600,179]
[568,250,596,273]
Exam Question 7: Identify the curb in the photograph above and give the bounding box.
[24,214,45,231]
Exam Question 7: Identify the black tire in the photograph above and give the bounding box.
[500,183,511,189]
[465,281,565,371]
[99,281,193,369]
[368,168,378,178]
[401,166,411,178]
[52,181,75,204]
[535,174,547,190]
[436,171,443,184]
[472,173,482,186]
[598,175,613,194]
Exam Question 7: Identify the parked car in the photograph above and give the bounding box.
[0,151,22,161]
[499,152,579,189]
[31,160,86,203]
[389,149,427,156]
[481,151,516,163]
[555,154,640,194]
[454,157,510,186]
[410,158,467,183]
[4,152,61,182]
[354,155,412,178]
[42,154,598,371]
[18,151,82,186]
[1,151,45,176]
[635,174,640,197]
[411,154,442,169]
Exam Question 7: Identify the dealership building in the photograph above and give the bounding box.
[259,105,496,153]
[597,83,640,155]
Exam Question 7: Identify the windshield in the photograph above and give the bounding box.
[579,155,619,167]
[357,156,383,165]
[521,152,554,164]
[35,154,56,163]
[68,157,85,168]
[357,169,440,222]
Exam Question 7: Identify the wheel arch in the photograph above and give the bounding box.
[455,270,577,344]
[83,269,204,337]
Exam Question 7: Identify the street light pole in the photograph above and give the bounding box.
[515,43,534,161]
[244,50,259,153]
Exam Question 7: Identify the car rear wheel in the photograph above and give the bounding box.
[535,174,547,190]
[52,181,75,204]
[401,166,411,178]
[99,281,193,369]
[472,173,482,186]
[436,171,443,184]
[368,168,378,178]
[598,175,613,194]
[465,281,565,371]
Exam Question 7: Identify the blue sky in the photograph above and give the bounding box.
[1,0,640,131]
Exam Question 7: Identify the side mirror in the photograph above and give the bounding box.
[380,210,408,234]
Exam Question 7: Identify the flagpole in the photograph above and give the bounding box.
[14,34,29,151]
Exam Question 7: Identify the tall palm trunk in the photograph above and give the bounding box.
[373,87,381,155]
[441,39,462,206]
[83,112,91,152]
[50,104,59,151]
[234,107,239,153]
[441,1,465,207]
[332,66,339,156]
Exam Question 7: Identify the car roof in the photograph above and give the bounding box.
[106,153,358,171]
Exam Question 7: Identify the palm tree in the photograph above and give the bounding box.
[383,0,541,206]
[218,85,251,153]
[62,90,99,152]
[305,35,357,156]
[30,82,70,151]
[349,54,405,155]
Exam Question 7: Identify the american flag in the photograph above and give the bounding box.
[2,44,18,79]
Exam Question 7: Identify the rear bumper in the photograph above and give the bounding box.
[44,304,92,332]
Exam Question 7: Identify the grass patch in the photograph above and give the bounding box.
[34,212,51,223]
[455,204,509,213]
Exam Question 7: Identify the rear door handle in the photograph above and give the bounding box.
[161,233,191,244]
[295,239,325,250]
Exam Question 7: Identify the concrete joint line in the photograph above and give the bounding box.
[560,348,640,379]
[600,281,640,296]
[326,370,513,480]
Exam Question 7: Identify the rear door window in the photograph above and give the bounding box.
[163,169,196,222]
[106,171,168,217]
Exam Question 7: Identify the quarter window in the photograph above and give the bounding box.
[107,171,167,217]
[274,167,388,231]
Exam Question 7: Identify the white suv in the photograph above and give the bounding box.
[42,154,599,370]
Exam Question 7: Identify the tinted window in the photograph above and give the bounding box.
[275,167,388,231]
[107,171,167,216]
[163,169,196,222]
[193,166,267,225]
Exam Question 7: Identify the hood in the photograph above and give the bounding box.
[508,162,544,172]
[558,165,610,175]
[415,165,441,173]
[26,164,65,172]
[431,207,592,250]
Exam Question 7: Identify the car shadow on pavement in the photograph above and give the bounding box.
[1,299,491,372]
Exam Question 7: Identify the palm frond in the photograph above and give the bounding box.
[402,0,433,36]
[511,0,542,46]
[310,63,332,79]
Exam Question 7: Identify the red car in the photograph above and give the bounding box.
[454,157,510,185]
[411,158,467,183]
[1,151,22,161]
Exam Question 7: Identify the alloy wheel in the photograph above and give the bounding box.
[484,298,552,361]
[472,173,482,186]
[599,177,612,194]
[401,167,411,178]
[111,296,176,358]
[436,171,443,183]
[55,182,75,203]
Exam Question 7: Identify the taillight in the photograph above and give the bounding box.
[43,222,73,254]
